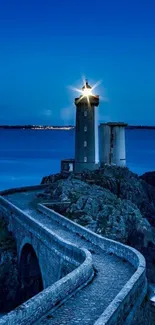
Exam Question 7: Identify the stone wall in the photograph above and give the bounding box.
[0,183,147,325]
[0,195,93,325]
[38,203,147,325]
[0,198,76,287]
[0,184,49,196]
[0,250,93,325]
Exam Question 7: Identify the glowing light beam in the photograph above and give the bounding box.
[68,78,103,106]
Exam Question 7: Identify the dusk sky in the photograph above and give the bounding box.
[0,0,155,125]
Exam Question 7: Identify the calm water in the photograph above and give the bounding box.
[0,128,155,191]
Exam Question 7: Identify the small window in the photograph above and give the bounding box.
[69,163,73,172]
[84,125,87,132]
[84,156,87,162]
[84,141,87,147]
[84,111,87,117]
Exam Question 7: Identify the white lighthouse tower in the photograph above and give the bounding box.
[74,81,100,173]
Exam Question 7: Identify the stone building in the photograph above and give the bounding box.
[99,122,127,167]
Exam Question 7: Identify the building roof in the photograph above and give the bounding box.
[82,80,92,90]
[61,158,75,162]
[100,122,128,127]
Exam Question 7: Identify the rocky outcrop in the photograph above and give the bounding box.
[0,216,20,312]
[140,171,155,188]
[41,173,63,185]
[38,177,152,246]
[41,166,155,226]
[77,166,155,227]
[40,166,155,282]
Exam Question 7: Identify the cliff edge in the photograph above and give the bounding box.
[41,166,155,282]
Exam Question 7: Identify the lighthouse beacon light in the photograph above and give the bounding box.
[82,81,93,97]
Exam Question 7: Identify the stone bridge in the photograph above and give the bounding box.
[0,185,147,325]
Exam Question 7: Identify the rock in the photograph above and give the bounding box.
[0,216,20,312]
[41,173,64,185]
[78,166,155,227]
[40,166,155,282]
[140,171,155,187]
[43,177,151,245]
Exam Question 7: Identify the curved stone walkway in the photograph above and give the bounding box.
[5,191,135,325]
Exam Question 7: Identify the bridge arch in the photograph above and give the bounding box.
[19,243,43,303]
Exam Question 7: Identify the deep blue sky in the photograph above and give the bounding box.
[0,0,155,125]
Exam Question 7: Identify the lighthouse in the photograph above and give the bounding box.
[61,79,128,175]
[74,81,99,173]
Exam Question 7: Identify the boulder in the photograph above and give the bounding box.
[78,166,155,227]
[140,171,155,187]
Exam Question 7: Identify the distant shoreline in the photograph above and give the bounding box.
[0,125,155,130]
[126,126,155,130]
[0,125,74,130]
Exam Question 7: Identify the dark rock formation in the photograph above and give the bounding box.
[41,166,155,226]
[39,176,151,245]
[41,173,63,185]
[40,166,155,282]
[77,166,155,227]
[140,171,155,188]
[0,215,20,312]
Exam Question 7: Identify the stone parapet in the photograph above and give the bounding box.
[0,196,93,325]
[38,202,147,325]
[0,184,50,196]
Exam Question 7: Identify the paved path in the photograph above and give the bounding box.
[5,191,135,325]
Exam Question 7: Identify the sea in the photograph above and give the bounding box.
[0,128,155,191]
